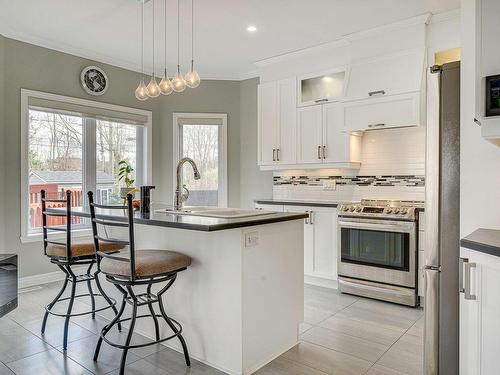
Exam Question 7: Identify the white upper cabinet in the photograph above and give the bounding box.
[297,104,362,166]
[258,78,297,166]
[345,49,425,101]
[297,106,323,164]
[323,103,362,163]
[258,81,278,165]
[277,78,297,164]
[298,68,347,107]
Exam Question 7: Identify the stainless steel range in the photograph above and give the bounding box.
[337,199,423,307]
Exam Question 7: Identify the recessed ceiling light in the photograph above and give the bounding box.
[247,25,257,33]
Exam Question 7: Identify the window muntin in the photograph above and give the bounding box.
[174,114,227,208]
[28,109,85,233]
[25,105,147,236]
[180,124,220,207]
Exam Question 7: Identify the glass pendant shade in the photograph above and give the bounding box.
[171,66,186,92]
[159,71,173,95]
[185,60,200,88]
[146,75,161,98]
[135,79,148,101]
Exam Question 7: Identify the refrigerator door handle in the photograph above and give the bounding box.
[424,268,439,375]
[464,262,477,301]
[459,257,468,293]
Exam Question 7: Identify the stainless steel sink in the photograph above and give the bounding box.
[156,207,276,219]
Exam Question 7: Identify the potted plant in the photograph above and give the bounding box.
[118,160,137,199]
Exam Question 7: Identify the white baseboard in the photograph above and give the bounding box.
[18,266,86,289]
[304,275,338,290]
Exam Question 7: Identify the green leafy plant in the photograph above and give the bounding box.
[118,160,135,188]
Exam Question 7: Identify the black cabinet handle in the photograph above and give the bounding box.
[276,148,280,161]
[367,123,386,128]
[322,145,326,159]
[317,146,321,159]
[272,148,276,161]
[368,90,386,97]
[314,98,329,103]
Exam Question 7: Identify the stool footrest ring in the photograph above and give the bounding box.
[45,293,117,318]
[100,315,183,350]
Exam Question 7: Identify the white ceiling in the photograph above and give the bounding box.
[0,0,460,79]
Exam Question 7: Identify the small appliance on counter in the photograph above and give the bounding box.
[337,199,424,307]
[0,254,18,317]
[140,185,155,215]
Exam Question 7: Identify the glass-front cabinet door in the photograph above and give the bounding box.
[298,69,346,107]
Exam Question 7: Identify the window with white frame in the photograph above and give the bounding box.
[21,90,152,240]
[173,113,227,208]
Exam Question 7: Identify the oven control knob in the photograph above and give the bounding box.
[393,208,400,214]
[350,206,356,212]
[386,208,392,214]
[356,207,362,212]
[400,208,408,214]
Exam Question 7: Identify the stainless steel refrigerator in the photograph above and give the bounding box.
[424,61,460,375]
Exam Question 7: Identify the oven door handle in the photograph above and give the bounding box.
[338,220,415,233]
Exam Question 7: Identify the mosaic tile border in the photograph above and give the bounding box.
[273,175,425,187]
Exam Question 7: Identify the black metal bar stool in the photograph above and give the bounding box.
[41,190,125,350]
[88,192,192,375]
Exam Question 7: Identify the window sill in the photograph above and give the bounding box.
[20,228,93,244]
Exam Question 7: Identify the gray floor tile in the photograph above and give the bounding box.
[298,322,313,335]
[303,306,334,325]
[255,356,328,375]
[377,333,423,375]
[406,317,424,338]
[0,362,14,375]
[319,315,405,346]
[6,348,92,375]
[60,335,141,374]
[352,299,423,321]
[22,317,95,348]
[301,326,389,362]
[335,304,417,331]
[0,324,52,363]
[105,358,171,375]
[366,364,408,375]
[144,348,225,374]
[304,285,358,310]
[282,342,372,375]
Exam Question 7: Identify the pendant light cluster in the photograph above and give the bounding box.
[135,0,200,101]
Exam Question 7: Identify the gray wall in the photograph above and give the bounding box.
[239,78,273,208]
[0,36,256,277]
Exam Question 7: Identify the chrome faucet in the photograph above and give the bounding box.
[175,157,201,210]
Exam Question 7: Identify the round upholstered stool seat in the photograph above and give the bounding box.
[100,249,191,279]
[46,238,125,259]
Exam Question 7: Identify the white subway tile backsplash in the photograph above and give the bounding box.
[272,127,426,202]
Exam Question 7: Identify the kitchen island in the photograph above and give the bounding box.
[57,206,307,375]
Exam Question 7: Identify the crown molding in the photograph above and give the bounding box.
[253,13,432,69]
[0,29,248,81]
[428,8,461,24]
[254,38,349,68]
[343,13,432,42]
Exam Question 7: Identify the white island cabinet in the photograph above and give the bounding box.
[460,229,500,375]
[74,207,307,375]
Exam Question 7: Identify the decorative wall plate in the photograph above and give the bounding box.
[80,66,108,96]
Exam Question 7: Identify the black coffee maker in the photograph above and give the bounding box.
[140,185,155,215]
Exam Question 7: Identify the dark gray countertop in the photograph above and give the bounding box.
[48,207,308,232]
[461,229,500,257]
[254,199,346,208]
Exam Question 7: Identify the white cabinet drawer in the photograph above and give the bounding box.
[343,92,421,131]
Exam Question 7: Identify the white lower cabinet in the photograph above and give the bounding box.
[285,205,338,283]
[460,249,500,375]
